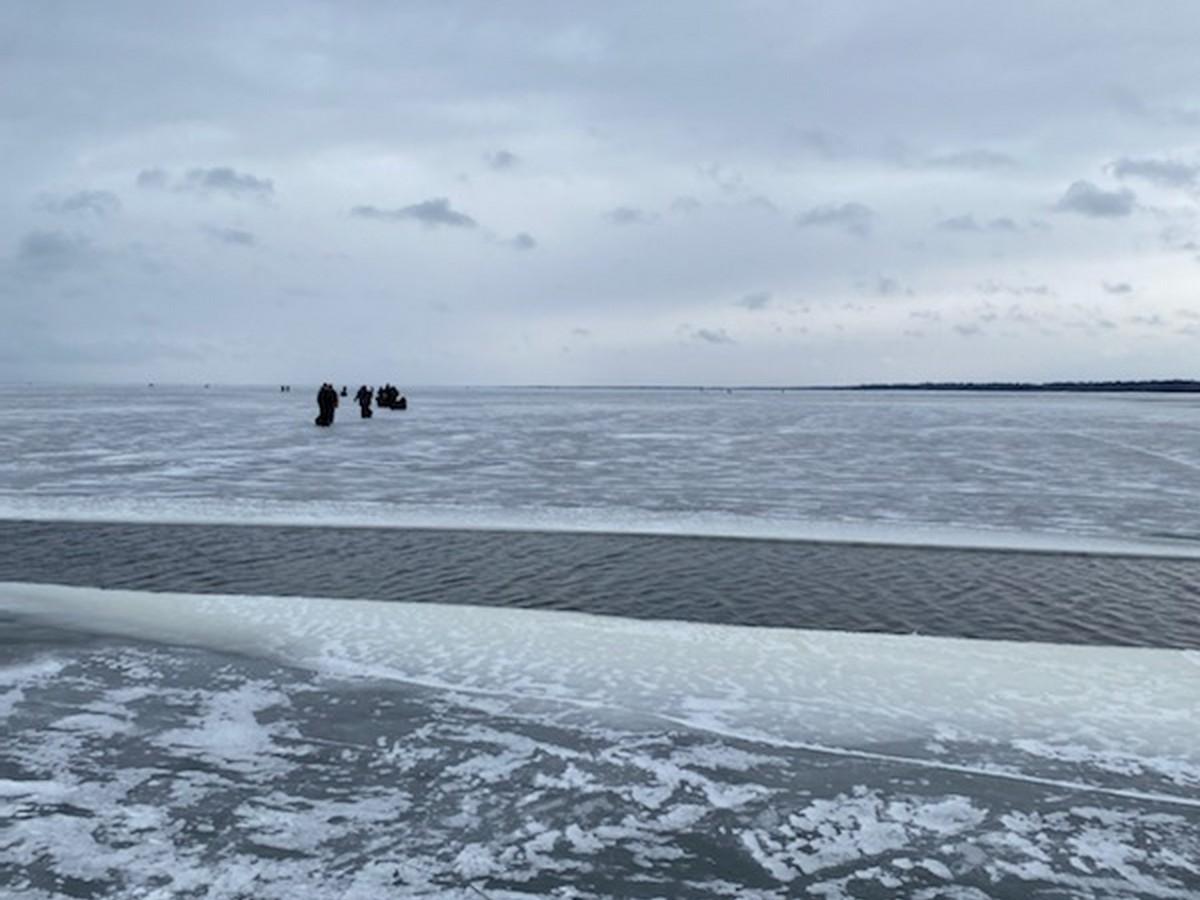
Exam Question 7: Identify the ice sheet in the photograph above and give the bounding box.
[3,582,1197,799]
[3,588,1198,898]
[4,386,1200,557]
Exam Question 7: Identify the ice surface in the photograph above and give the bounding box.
[3,582,1197,798]
[4,385,1200,556]
[3,583,1199,897]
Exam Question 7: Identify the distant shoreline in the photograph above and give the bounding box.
[829,380,1200,393]
[519,380,1200,393]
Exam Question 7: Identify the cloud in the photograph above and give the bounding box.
[792,129,848,159]
[742,194,780,215]
[670,195,702,214]
[1102,281,1133,294]
[202,225,257,246]
[699,162,747,194]
[181,166,274,197]
[1054,180,1135,217]
[1108,157,1200,189]
[1159,224,1199,252]
[873,276,912,296]
[136,168,169,190]
[936,214,980,232]
[1128,313,1165,327]
[935,214,1021,233]
[508,232,536,250]
[923,149,1017,170]
[15,230,92,270]
[795,202,874,237]
[976,279,1053,297]
[605,206,654,225]
[734,291,771,311]
[352,198,477,228]
[138,166,274,198]
[691,327,735,344]
[38,190,121,217]
[486,149,519,170]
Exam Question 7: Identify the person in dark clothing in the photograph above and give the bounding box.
[315,382,339,426]
[314,383,328,426]
[355,385,373,418]
[340,385,348,397]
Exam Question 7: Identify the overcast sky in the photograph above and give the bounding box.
[4,2,1200,384]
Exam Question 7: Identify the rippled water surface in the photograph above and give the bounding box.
[3,520,1200,648]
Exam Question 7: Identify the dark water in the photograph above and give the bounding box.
[2,519,1200,648]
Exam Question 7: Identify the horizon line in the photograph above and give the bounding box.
[3,377,1200,392]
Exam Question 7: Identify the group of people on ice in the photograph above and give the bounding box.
[314,382,407,426]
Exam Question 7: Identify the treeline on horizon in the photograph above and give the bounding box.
[527,380,1200,392]
[836,379,1200,393]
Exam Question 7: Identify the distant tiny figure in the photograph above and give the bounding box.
[340,385,348,397]
[315,382,339,426]
[355,384,374,418]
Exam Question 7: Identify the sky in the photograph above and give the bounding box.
[4,1,1200,385]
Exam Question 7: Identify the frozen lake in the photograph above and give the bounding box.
[2,385,1199,897]
[2,384,1200,552]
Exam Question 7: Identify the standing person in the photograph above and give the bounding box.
[315,382,338,426]
[314,383,327,426]
[355,385,374,418]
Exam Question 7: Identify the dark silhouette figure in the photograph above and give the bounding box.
[355,385,374,418]
[340,385,348,397]
[374,383,408,410]
[315,382,339,426]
